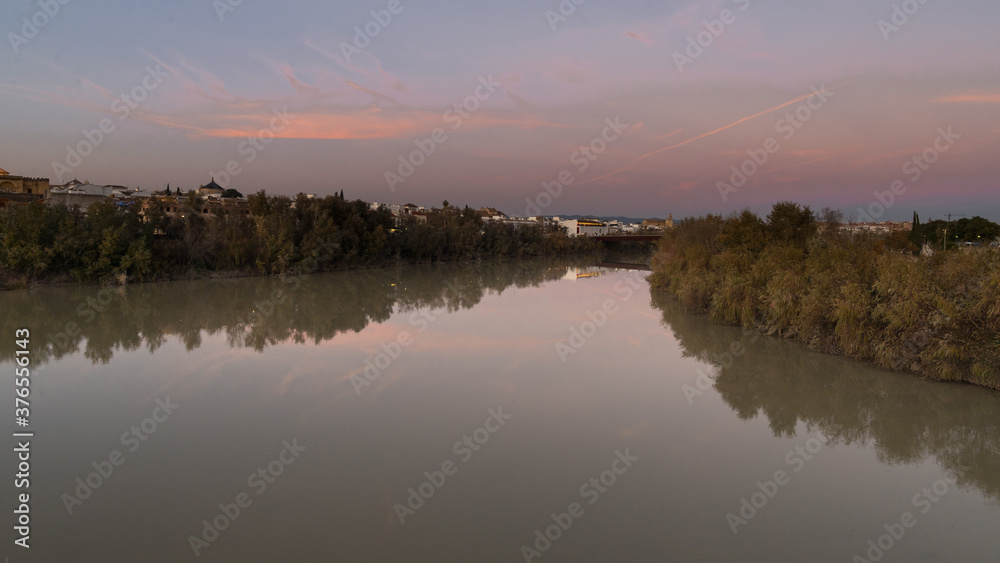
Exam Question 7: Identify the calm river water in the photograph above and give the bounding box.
[1,259,998,562]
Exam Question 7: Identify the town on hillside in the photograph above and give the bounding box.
[4,167,994,246]
[0,167,676,237]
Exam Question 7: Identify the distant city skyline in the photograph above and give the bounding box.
[1,0,998,221]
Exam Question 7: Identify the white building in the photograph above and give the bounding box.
[559,218,608,237]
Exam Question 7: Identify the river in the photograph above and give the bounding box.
[1,259,998,562]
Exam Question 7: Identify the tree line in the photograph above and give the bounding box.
[649,202,1000,390]
[0,191,598,287]
[910,212,1000,249]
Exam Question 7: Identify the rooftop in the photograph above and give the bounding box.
[200,178,224,192]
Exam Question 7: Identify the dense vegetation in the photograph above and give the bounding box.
[0,192,598,288]
[910,212,1000,248]
[649,202,1000,390]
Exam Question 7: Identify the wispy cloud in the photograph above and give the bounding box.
[343,80,400,105]
[624,31,655,46]
[933,92,1000,103]
[579,86,837,185]
[0,53,570,142]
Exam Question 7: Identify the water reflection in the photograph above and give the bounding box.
[650,290,1000,503]
[2,262,998,561]
[0,258,589,365]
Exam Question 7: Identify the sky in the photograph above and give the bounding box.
[1,0,998,220]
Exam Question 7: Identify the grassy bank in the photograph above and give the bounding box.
[649,203,1000,390]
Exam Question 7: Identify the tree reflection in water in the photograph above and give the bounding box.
[650,290,1000,503]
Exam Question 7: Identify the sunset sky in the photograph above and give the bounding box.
[1,0,997,219]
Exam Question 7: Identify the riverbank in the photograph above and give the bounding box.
[648,205,1000,390]
[0,250,604,291]
[0,194,601,290]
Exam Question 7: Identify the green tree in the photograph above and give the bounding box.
[909,211,921,246]
[719,209,767,254]
[766,202,816,248]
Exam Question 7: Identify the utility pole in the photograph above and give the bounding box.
[942,214,966,250]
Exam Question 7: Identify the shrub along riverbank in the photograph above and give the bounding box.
[649,203,1000,390]
[0,192,599,289]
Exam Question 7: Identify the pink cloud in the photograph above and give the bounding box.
[933,92,1000,103]
[624,31,655,46]
[186,106,564,140]
[343,79,400,105]
[652,127,682,140]
[4,53,568,142]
